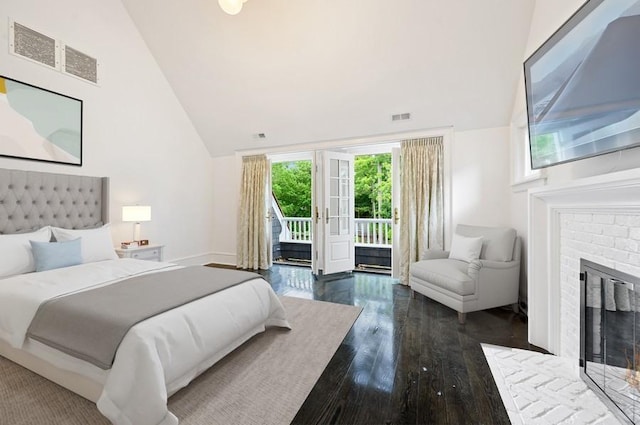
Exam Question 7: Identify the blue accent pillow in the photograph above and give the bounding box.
[30,238,83,272]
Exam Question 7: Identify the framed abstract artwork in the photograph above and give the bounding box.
[0,75,82,166]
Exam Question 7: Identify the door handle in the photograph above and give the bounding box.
[394,208,399,224]
[326,208,329,224]
[315,206,320,224]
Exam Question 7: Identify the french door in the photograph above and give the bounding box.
[312,151,355,276]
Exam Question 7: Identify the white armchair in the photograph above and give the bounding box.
[409,224,521,324]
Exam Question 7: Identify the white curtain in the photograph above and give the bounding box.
[236,155,271,270]
[399,137,444,284]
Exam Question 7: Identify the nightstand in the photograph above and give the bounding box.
[115,245,164,262]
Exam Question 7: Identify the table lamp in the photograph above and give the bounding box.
[122,205,151,242]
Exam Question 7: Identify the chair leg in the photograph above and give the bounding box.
[457,312,466,325]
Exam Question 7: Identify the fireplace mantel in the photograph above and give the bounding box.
[528,168,640,356]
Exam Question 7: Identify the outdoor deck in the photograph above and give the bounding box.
[273,216,392,274]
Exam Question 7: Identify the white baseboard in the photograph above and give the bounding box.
[168,251,237,267]
[167,252,215,266]
[208,252,236,266]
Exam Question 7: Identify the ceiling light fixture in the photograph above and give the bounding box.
[218,0,248,15]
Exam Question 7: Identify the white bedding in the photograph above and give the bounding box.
[0,259,290,425]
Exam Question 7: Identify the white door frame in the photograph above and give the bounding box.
[391,147,401,278]
[265,157,273,267]
[260,127,453,271]
[312,152,321,275]
[268,152,315,270]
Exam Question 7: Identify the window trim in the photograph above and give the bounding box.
[511,110,545,192]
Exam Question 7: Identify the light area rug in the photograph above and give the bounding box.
[482,344,621,425]
[0,296,361,425]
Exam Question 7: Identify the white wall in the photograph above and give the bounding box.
[510,190,529,303]
[211,155,240,264]
[210,127,512,265]
[451,127,520,297]
[0,0,215,263]
[452,127,511,228]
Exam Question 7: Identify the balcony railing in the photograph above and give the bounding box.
[279,217,312,243]
[355,218,392,247]
[278,217,392,247]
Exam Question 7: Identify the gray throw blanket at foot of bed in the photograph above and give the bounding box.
[27,266,260,369]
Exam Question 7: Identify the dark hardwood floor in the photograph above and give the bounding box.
[253,264,545,425]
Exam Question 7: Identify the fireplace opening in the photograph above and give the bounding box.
[581,259,640,424]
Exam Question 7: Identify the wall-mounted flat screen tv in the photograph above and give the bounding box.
[524,0,640,170]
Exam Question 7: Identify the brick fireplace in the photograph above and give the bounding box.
[560,210,640,361]
[528,168,640,359]
[527,169,640,423]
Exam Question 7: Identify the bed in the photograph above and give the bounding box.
[0,168,290,425]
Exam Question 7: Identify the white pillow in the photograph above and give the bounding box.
[52,224,118,263]
[0,227,52,278]
[449,233,483,263]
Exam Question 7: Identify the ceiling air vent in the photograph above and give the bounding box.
[62,45,99,85]
[392,113,411,122]
[9,20,59,70]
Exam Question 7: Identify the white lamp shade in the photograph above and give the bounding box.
[219,0,243,15]
[122,206,151,222]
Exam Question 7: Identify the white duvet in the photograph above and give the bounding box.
[0,259,290,425]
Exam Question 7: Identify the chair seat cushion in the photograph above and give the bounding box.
[410,259,475,296]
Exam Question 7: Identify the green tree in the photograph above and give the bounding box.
[354,154,391,218]
[271,161,312,217]
[271,155,392,219]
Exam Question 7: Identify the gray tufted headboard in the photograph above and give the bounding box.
[0,168,109,235]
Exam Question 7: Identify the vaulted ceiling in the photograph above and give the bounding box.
[121,0,535,157]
